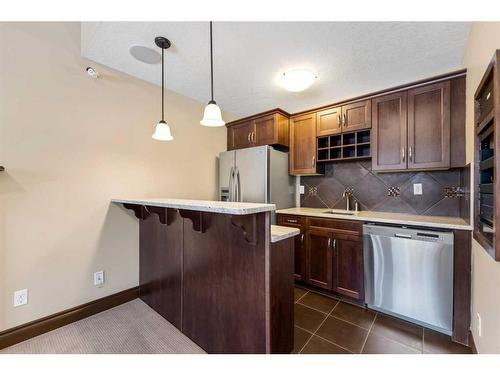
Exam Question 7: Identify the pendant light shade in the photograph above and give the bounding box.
[152,120,174,141]
[201,22,225,127]
[201,101,225,127]
[152,36,174,141]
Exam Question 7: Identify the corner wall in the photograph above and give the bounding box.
[463,21,500,353]
[0,22,235,330]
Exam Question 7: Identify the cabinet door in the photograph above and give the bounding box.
[371,92,408,171]
[342,100,371,132]
[332,233,364,300]
[306,229,333,290]
[253,114,276,146]
[277,215,306,281]
[316,107,342,136]
[227,121,254,150]
[407,81,451,170]
[290,113,317,175]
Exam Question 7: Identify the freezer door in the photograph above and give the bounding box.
[219,150,236,201]
[235,146,268,203]
[269,147,296,210]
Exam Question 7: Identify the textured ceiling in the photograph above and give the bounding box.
[81,22,471,118]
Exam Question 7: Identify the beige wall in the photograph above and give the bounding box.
[463,22,500,354]
[0,22,235,331]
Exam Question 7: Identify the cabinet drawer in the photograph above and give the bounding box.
[307,217,362,236]
[277,214,305,227]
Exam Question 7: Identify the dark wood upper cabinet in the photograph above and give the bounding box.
[316,106,342,136]
[305,228,333,291]
[407,81,451,170]
[290,113,318,175]
[342,100,372,132]
[371,92,408,171]
[332,233,364,300]
[226,110,289,151]
[227,120,254,150]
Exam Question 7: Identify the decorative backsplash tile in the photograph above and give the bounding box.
[300,161,469,218]
[387,187,400,197]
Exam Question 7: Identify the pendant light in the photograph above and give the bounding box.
[152,36,174,141]
[200,22,225,127]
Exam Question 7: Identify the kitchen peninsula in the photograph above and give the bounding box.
[112,198,298,354]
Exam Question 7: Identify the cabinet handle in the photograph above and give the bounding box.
[343,113,347,127]
[312,156,316,168]
[247,133,251,143]
[301,234,304,246]
[333,239,337,250]
[402,147,406,163]
[328,238,332,249]
[337,115,341,126]
[409,146,413,162]
[252,131,256,143]
[286,219,298,223]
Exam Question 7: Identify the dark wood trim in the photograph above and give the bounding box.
[452,229,471,346]
[291,69,466,117]
[226,108,291,127]
[0,287,139,350]
[226,70,466,125]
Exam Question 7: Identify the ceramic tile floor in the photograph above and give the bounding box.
[293,287,473,354]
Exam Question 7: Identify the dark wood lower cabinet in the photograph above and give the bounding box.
[306,229,334,290]
[278,214,364,301]
[277,215,306,281]
[332,233,364,300]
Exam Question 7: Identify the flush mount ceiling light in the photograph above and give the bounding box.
[129,45,161,64]
[200,21,225,127]
[152,37,174,141]
[279,68,317,92]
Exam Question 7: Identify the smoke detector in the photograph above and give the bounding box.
[86,66,99,79]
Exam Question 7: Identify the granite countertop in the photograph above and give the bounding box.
[112,198,275,215]
[270,225,300,243]
[276,207,472,231]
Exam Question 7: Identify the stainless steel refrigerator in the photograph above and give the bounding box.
[219,145,296,217]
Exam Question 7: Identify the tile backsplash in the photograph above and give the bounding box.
[300,161,470,218]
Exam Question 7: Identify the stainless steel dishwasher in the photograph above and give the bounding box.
[363,224,454,335]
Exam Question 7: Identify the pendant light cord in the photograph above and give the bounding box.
[210,21,214,102]
[161,47,165,121]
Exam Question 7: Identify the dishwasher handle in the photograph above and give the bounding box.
[394,233,412,239]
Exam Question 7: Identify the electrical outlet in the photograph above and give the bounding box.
[413,183,423,195]
[299,185,305,194]
[477,312,482,337]
[94,271,104,287]
[14,289,28,307]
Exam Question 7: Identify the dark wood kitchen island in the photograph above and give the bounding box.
[113,198,298,354]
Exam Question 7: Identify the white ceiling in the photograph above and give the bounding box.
[81,22,471,118]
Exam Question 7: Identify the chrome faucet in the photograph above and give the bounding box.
[342,189,352,211]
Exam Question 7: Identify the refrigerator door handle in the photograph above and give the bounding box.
[236,167,242,202]
[228,167,235,202]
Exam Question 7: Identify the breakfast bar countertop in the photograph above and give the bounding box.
[270,225,300,243]
[112,198,275,215]
[276,207,473,231]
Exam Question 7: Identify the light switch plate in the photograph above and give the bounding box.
[413,183,423,195]
[14,289,28,307]
[299,185,305,194]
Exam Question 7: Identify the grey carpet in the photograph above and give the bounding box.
[0,299,205,354]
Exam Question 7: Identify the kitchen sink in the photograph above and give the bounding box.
[322,209,357,215]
